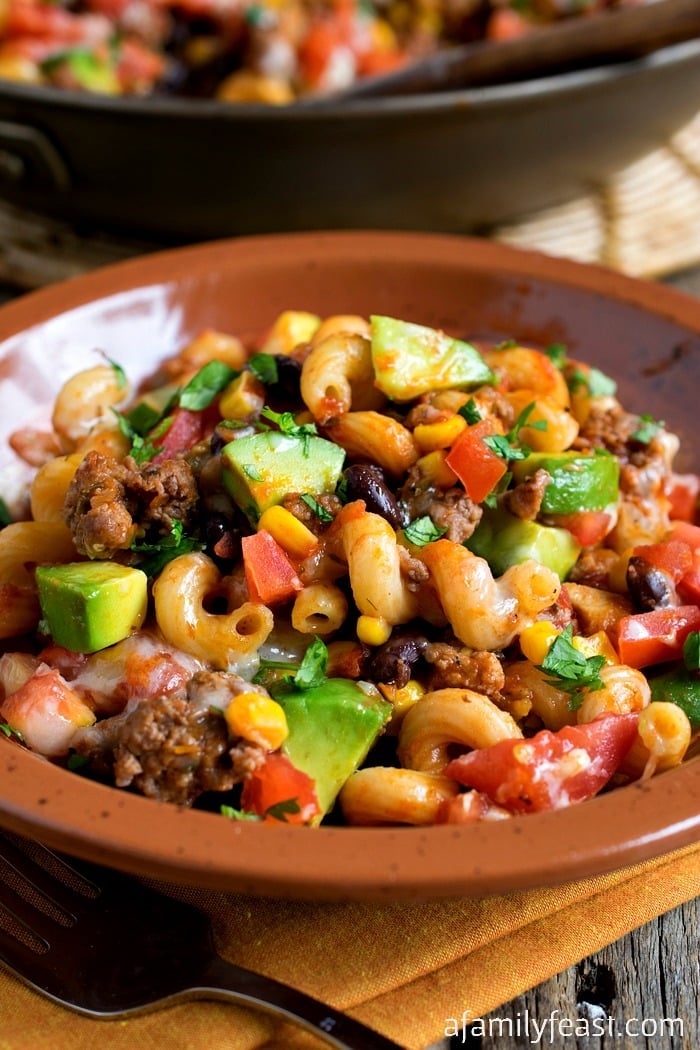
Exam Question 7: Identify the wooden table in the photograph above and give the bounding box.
[0,246,697,1050]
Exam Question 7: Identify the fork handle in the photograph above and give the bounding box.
[193,954,404,1050]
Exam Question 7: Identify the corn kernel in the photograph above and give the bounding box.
[416,450,458,488]
[225,692,288,750]
[519,621,560,664]
[379,679,424,718]
[357,615,392,646]
[257,505,319,559]
[260,310,322,356]
[413,415,466,453]
[572,630,619,664]
[219,372,266,421]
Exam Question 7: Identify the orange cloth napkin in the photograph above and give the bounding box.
[1,841,698,1050]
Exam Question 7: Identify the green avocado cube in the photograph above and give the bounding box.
[465,507,581,581]
[370,315,494,402]
[274,678,392,818]
[222,431,345,524]
[36,561,148,654]
[510,450,619,515]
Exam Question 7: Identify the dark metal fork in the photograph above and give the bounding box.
[0,831,402,1049]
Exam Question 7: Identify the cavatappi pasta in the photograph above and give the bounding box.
[1,309,699,826]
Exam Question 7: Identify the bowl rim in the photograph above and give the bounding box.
[0,228,699,902]
[0,38,698,119]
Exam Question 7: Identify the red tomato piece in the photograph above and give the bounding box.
[240,751,320,824]
[631,540,694,583]
[678,553,700,605]
[0,668,95,757]
[151,406,216,462]
[444,419,507,504]
[551,510,613,547]
[667,520,700,550]
[666,472,699,523]
[242,530,303,605]
[445,712,640,814]
[615,605,700,668]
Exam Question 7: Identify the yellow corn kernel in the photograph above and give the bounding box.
[219,372,266,421]
[225,692,288,750]
[216,71,294,105]
[608,548,633,595]
[257,506,319,559]
[357,615,392,647]
[572,630,619,664]
[413,414,467,453]
[260,310,322,356]
[519,621,560,664]
[415,449,458,488]
[379,679,424,720]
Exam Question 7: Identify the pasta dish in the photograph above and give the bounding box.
[0,0,644,103]
[0,309,698,827]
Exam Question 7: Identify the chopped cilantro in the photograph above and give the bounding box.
[482,402,546,462]
[0,497,12,528]
[458,397,482,425]
[536,624,606,710]
[179,361,239,411]
[221,804,261,822]
[631,414,664,444]
[260,406,317,455]
[66,752,90,772]
[683,631,700,671]
[131,520,203,576]
[403,516,446,547]
[569,366,617,398]
[545,343,568,369]
[114,410,173,465]
[242,464,263,481]
[220,797,302,823]
[248,353,279,385]
[0,722,24,743]
[300,493,333,523]
[269,637,328,694]
[102,354,127,391]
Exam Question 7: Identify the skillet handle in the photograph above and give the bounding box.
[0,120,70,191]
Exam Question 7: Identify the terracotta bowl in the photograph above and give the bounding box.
[0,231,698,901]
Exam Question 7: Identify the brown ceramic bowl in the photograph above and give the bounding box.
[0,231,698,901]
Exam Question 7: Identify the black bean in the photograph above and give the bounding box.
[370,632,429,688]
[340,464,403,528]
[626,557,675,611]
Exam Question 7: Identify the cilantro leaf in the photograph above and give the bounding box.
[179,361,239,411]
[221,804,261,822]
[536,624,606,710]
[683,631,700,671]
[545,343,568,369]
[260,406,317,455]
[458,397,482,425]
[300,493,333,523]
[483,402,546,462]
[265,798,302,821]
[0,497,13,528]
[131,520,203,576]
[0,722,24,743]
[403,516,447,547]
[102,353,127,391]
[631,414,664,444]
[569,366,617,398]
[248,353,279,385]
[292,636,329,690]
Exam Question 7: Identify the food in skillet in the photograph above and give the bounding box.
[0,0,647,102]
[0,309,699,826]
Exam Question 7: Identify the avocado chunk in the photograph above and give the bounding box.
[222,431,345,524]
[273,678,392,817]
[465,507,581,580]
[36,561,148,653]
[370,315,494,402]
[511,451,619,515]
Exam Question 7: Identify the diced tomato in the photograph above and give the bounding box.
[485,7,534,41]
[615,605,700,668]
[445,712,640,814]
[356,47,406,77]
[115,37,166,92]
[37,644,89,679]
[631,540,694,583]
[242,530,303,605]
[240,751,320,824]
[151,406,215,462]
[552,510,613,547]
[667,520,700,550]
[666,473,699,523]
[298,17,351,88]
[444,419,507,504]
[0,667,95,757]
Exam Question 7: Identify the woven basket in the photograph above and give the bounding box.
[1,111,700,289]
